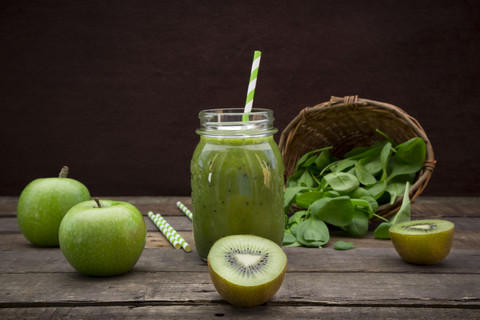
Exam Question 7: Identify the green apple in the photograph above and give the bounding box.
[17,166,90,246]
[59,199,147,277]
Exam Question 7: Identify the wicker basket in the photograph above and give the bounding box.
[279,96,436,219]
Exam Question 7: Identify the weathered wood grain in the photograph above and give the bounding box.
[2,227,479,252]
[0,272,478,307]
[0,248,478,274]
[2,196,479,217]
[2,215,479,234]
[0,196,193,217]
[1,196,479,318]
[0,305,479,320]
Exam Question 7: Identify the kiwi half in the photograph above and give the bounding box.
[207,234,287,308]
[389,219,454,265]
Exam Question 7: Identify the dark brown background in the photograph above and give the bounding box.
[1,0,479,196]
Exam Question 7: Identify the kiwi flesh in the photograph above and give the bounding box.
[389,219,454,265]
[207,234,287,308]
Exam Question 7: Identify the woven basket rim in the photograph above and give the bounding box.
[279,96,436,219]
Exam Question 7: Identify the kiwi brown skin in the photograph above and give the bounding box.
[389,219,454,265]
[208,261,287,308]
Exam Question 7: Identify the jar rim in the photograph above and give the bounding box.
[197,108,276,137]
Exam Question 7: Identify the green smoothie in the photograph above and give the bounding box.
[191,135,285,260]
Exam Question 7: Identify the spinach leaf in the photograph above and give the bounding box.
[385,174,414,204]
[388,137,426,181]
[325,158,356,174]
[366,180,386,199]
[324,172,359,193]
[373,182,411,239]
[390,182,411,225]
[287,210,308,228]
[342,210,369,236]
[314,149,334,171]
[286,168,305,187]
[297,170,315,187]
[355,161,377,186]
[373,221,392,239]
[296,219,330,247]
[284,186,310,213]
[351,198,375,219]
[358,155,382,176]
[380,141,393,181]
[282,232,301,247]
[333,241,356,250]
[295,192,325,209]
[310,196,355,227]
[295,147,332,171]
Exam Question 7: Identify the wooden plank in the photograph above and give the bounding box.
[3,215,477,234]
[1,196,480,218]
[0,214,192,234]
[0,196,193,217]
[1,227,479,251]
[0,305,479,320]
[0,247,478,275]
[0,272,478,307]
[0,231,196,251]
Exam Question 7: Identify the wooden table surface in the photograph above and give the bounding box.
[0,196,479,319]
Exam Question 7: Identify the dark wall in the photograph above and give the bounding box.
[1,0,479,196]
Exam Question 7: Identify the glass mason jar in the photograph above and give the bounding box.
[191,108,285,260]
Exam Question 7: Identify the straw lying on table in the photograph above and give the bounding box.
[176,201,193,220]
[147,211,191,252]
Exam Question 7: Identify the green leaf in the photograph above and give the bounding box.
[350,198,374,219]
[373,181,411,239]
[310,196,355,227]
[282,232,300,246]
[295,192,324,209]
[380,141,393,181]
[358,155,382,176]
[324,172,359,193]
[355,161,377,186]
[328,159,356,173]
[314,149,334,171]
[333,241,356,250]
[298,170,315,187]
[373,221,392,239]
[296,219,330,247]
[284,186,309,213]
[295,147,332,171]
[360,195,379,213]
[349,187,370,198]
[366,180,386,199]
[390,182,411,226]
[342,210,369,236]
[288,210,308,227]
[388,137,426,180]
[385,174,415,204]
[286,168,305,187]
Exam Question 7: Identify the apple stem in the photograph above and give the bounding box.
[59,166,69,178]
[94,198,102,208]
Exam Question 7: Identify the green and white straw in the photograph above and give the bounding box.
[176,201,193,220]
[147,211,191,252]
[243,50,262,121]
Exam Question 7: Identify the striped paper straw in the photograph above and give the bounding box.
[176,201,193,220]
[153,214,191,252]
[243,50,262,121]
[148,211,191,252]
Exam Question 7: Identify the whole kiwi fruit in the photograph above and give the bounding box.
[389,219,454,265]
[207,234,287,308]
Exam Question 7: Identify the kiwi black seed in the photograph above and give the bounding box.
[207,234,287,308]
[389,219,454,265]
